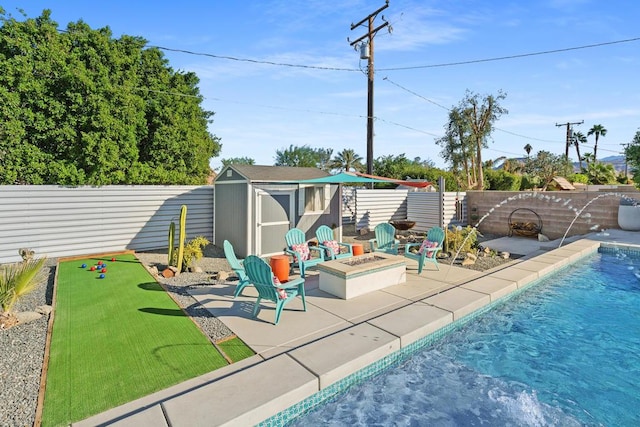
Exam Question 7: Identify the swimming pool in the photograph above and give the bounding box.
[287,248,640,426]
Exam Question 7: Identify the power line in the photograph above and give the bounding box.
[378,37,640,71]
[148,45,358,72]
[148,36,640,73]
[382,76,565,145]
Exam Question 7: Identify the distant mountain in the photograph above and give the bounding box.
[493,155,628,174]
[573,155,627,173]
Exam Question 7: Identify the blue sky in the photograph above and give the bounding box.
[6,0,640,170]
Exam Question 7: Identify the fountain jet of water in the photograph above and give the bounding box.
[558,192,638,248]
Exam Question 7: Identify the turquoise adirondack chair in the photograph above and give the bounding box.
[315,225,353,260]
[284,228,325,277]
[404,226,445,273]
[242,255,306,325]
[369,223,400,255]
[223,240,251,298]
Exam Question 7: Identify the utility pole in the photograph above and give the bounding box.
[555,120,583,160]
[621,143,630,178]
[349,1,390,179]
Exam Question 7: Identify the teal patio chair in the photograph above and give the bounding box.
[242,255,306,325]
[223,240,251,298]
[404,226,445,273]
[284,228,325,277]
[369,223,400,255]
[315,225,353,260]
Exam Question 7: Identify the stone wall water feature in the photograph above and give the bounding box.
[466,190,640,240]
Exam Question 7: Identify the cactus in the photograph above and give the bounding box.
[176,205,187,272]
[168,221,175,266]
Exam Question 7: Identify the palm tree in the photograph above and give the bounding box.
[524,143,533,157]
[572,131,587,171]
[587,124,607,161]
[330,149,364,172]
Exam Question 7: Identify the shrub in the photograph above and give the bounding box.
[444,225,479,257]
[0,256,46,314]
[485,169,522,191]
[174,236,210,271]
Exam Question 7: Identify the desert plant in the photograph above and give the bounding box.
[168,221,175,266]
[0,256,47,314]
[176,205,187,272]
[444,225,479,257]
[174,236,210,271]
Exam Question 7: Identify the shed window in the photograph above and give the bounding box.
[298,185,330,215]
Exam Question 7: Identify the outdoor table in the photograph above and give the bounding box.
[351,243,364,256]
[270,254,290,282]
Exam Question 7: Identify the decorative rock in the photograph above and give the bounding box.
[465,252,478,261]
[162,268,175,278]
[359,227,370,236]
[18,248,35,261]
[462,257,476,266]
[538,233,550,242]
[188,266,203,273]
[500,252,510,259]
[217,271,230,281]
[35,305,53,316]
[0,312,19,329]
[16,311,43,324]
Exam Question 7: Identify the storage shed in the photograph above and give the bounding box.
[214,165,342,257]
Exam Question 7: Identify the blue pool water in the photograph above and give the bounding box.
[290,249,640,426]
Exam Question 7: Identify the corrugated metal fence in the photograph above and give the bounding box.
[1,185,465,264]
[0,186,213,264]
[354,189,408,230]
[348,187,467,233]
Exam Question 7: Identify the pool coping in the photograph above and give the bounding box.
[74,238,637,426]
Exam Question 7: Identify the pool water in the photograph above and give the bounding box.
[290,250,640,426]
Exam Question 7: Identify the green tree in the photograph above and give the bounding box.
[572,131,587,171]
[315,148,334,172]
[624,130,640,187]
[484,169,522,191]
[274,144,320,167]
[524,143,533,157]
[329,149,364,172]
[524,150,573,191]
[585,162,616,185]
[436,107,475,189]
[373,154,413,181]
[0,10,220,185]
[587,124,607,161]
[460,90,508,190]
[221,157,255,166]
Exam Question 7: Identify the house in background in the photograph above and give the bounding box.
[213,165,341,257]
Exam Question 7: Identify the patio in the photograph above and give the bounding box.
[72,230,640,426]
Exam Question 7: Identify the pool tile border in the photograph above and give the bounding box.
[260,240,629,426]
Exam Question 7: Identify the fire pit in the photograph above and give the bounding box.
[317,252,406,299]
[390,220,416,231]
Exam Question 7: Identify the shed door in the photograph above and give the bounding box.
[256,190,294,256]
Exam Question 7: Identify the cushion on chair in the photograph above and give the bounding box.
[291,243,310,262]
[273,276,287,299]
[418,240,439,257]
[323,240,340,257]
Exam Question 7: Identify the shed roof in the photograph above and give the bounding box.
[221,165,331,182]
[551,176,576,190]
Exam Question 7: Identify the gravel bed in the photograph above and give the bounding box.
[0,259,55,427]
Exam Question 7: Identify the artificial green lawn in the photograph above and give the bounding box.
[42,254,244,426]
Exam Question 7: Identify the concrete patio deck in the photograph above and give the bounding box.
[74,230,640,427]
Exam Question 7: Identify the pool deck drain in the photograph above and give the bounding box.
[74,230,640,427]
